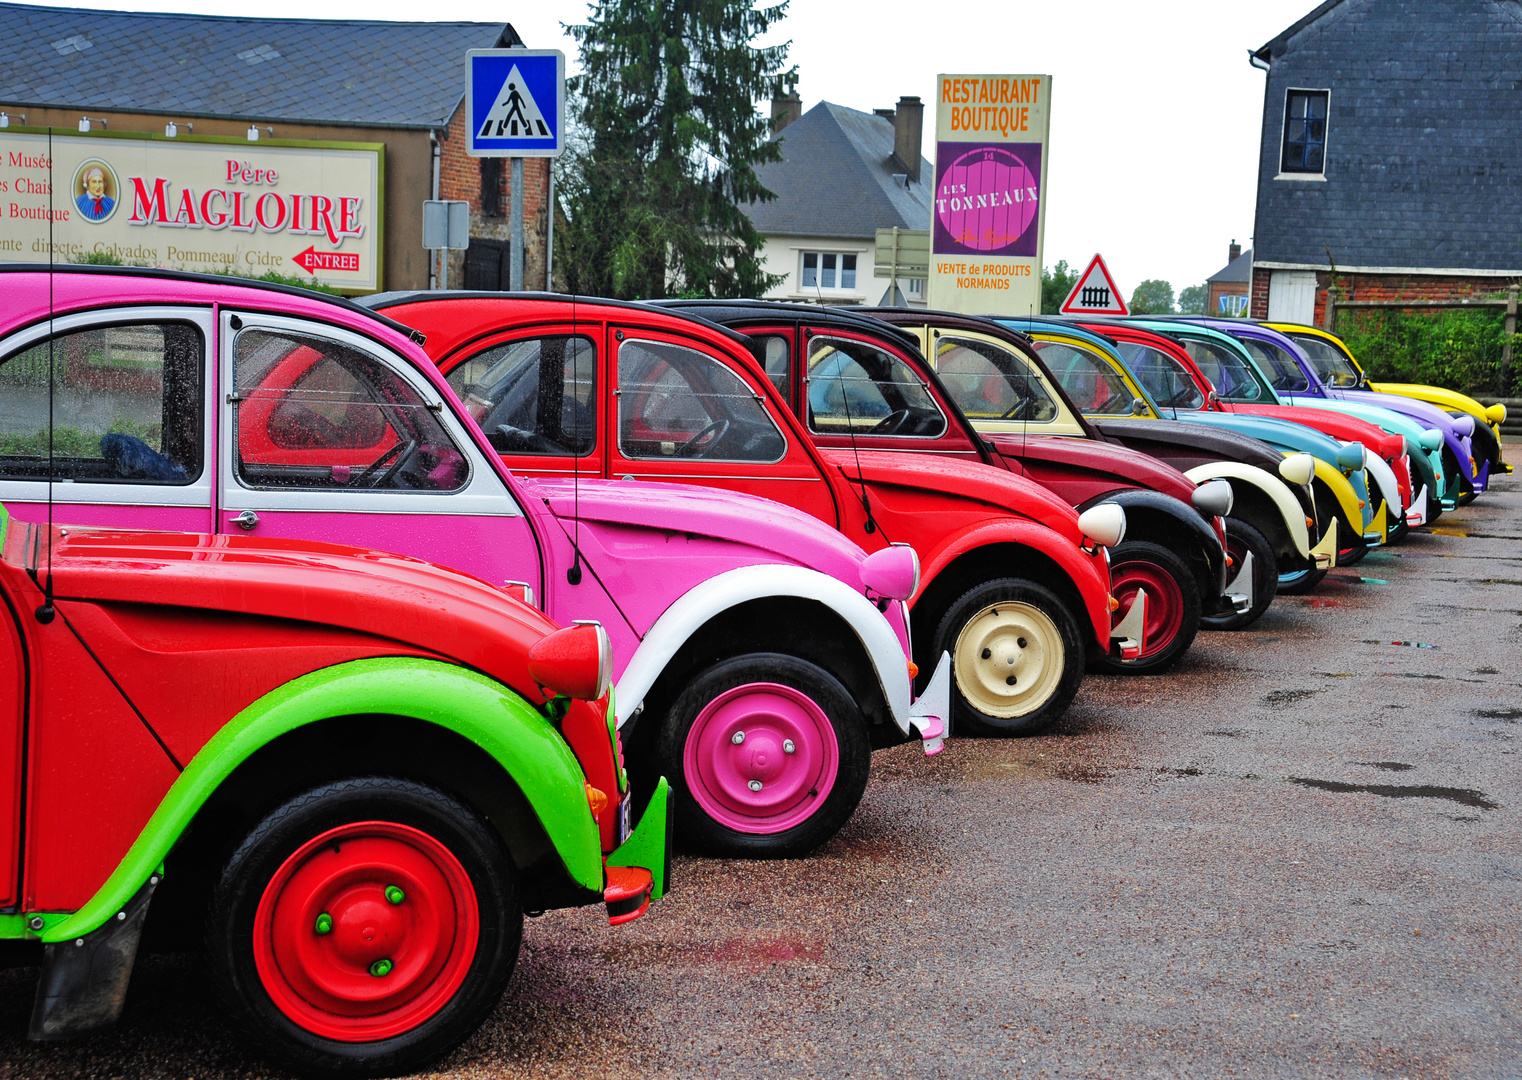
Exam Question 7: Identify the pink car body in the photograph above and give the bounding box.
[0,267,948,857]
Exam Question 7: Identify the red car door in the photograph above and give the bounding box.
[0,572,23,907]
[606,325,840,528]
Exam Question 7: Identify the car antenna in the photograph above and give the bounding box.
[35,127,56,625]
[566,294,583,585]
[814,279,877,534]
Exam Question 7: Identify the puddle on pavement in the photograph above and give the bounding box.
[1429,527,1470,537]
[1331,575,1389,584]
[1261,687,1325,706]
[1288,777,1499,810]
[1475,707,1522,722]
[1357,761,1415,771]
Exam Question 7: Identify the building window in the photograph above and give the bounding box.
[907,278,923,296]
[480,157,503,217]
[801,252,858,291]
[1281,90,1329,174]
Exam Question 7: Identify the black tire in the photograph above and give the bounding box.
[1455,488,1479,507]
[205,777,520,1080]
[1201,518,1278,630]
[931,578,1085,737]
[1093,541,1201,675]
[657,653,870,858]
[1339,540,1369,566]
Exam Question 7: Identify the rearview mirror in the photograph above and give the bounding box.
[1131,398,1149,416]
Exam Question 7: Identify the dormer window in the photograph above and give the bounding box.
[1281,89,1329,174]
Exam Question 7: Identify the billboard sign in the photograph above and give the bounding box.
[927,74,1051,315]
[466,49,565,158]
[0,128,383,291]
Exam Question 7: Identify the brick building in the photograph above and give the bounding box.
[1205,241,1251,317]
[0,2,550,292]
[1248,0,1522,323]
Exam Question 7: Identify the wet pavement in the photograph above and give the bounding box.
[2,450,1519,1079]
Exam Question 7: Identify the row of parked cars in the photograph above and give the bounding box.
[0,265,1505,1076]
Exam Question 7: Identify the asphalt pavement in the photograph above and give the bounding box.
[2,448,1519,1080]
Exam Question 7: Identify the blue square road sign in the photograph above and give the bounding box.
[466,49,564,158]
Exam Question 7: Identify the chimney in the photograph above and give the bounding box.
[892,96,923,183]
[1228,239,1242,263]
[771,88,802,133]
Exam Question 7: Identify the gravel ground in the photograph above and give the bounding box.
[2,449,1519,1080]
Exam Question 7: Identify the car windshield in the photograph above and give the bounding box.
[1181,339,1265,402]
[933,335,1058,423]
[1114,342,1204,410]
[1031,340,1138,415]
[1290,334,1363,388]
[1237,337,1311,393]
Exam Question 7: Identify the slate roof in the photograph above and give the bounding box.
[0,2,516,129]
[748,102,933,240]
[1207,248,1253,284]
[1250,0,1522,273]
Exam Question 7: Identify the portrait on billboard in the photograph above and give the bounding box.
[932,142,1042,258]
[72,158,119,222]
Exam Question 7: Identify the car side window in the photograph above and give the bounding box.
[934,335,1057,422]
[1183,340,1263,401]
[806,336,947,438]
[749,334,790,398]
[232,328,468,491]
[1031,340,1136,415]
[1240,338,1310,393]
[446,335,596,456]
[0,322,203,484]
[617,338,786,461]
[1291,335,1362,389]
[1115,343,1204,410]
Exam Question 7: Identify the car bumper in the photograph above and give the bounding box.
[605,776,673,922]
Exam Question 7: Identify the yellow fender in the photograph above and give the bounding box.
[1312,458,1367,547]
[1182,461,1311,558]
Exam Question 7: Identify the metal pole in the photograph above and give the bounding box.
[510,156,525,291]
[440,248,448,290]
[1503,284,1518,394]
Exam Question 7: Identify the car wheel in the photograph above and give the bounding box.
[1201,519,1277,630]
[658,653,870,858]
[1339,540,1369,566]
[206,777,519,1080]
[932,578,1085,737]
[1276,564,1329,595]
[1094,541,1201,674]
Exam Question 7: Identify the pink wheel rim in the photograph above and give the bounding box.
[1110,559,1185,660]
[683,683,838,835]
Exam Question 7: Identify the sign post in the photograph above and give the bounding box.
[466,47,565,292]
[1059,253,1129,315]
[927,74,1052,316]
[874,227,930,306]
[423,199,470,289]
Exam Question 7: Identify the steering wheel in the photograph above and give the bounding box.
[1000,392,1036,420]
[870,409,911,435]
[677,418,730,457]
[355,438,417,488]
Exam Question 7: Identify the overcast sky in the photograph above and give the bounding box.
[30,0,1317,298]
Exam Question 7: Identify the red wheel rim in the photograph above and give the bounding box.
[683,682,838,835]
[1110,558,1185,659]
[253,821,479,1043]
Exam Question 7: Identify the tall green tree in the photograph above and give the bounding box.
[556,0,794,299]
[1040,260,1077,314]
[1129,279,1176,315]
[1177,283,1207,315]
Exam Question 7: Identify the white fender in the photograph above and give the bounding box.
[1183,461,1312,558]
[1360,448,1401,538]
[614,564,914,735]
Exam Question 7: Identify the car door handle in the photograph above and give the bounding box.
[233,510,259,531]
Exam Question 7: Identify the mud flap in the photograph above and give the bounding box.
[1309,517,1338,570]
[909,651,952,754]
[1363,500,1388,544]
[1407,486,1428,527]
[29,875,158,1041]
[1223,551,1254,614]
[1109,588,1147,660]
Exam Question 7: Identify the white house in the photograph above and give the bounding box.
[748,94,932,307]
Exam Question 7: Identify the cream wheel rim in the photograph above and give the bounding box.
[952,601,1065,718]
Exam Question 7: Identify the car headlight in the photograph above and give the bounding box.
[1191,479,1234,518]
[1485,403,1506,426]
[860,542,920,601]
[528,620,613,701]
[1335,441,1366,473]
[1278,453,1315,487]
[1418,429,1443,453]
[1452,413,1475,436]
[1077,503,1126,550]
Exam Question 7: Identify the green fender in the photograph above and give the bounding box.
[42,657,602,943]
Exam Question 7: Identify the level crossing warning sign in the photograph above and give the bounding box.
[1059,253,1129,315]
[467,49,565,158]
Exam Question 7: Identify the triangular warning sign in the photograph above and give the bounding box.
[478,65,553,139]
[1059,254,1129,315]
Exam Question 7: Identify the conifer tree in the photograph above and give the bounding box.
[556,0,794,299]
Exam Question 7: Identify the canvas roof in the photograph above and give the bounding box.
[0,1,516,129]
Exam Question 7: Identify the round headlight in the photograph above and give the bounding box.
[1334,441,1366,473]
[860,542,920,601]
[1418,429,1443,453]
[1076,503,1126,549]
[1191,479,1234,518]
[1278,453,1315,487]
[528,621,613,701]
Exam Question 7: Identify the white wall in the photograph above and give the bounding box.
[757,233,925,306]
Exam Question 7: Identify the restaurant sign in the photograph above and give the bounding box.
[927,74,1052,316]
[0,128,383,291]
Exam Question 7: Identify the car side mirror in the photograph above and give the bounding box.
[1131,398,1149,416]
[1206,389,1220,406]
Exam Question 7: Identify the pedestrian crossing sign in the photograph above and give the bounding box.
[466,49,565,158]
